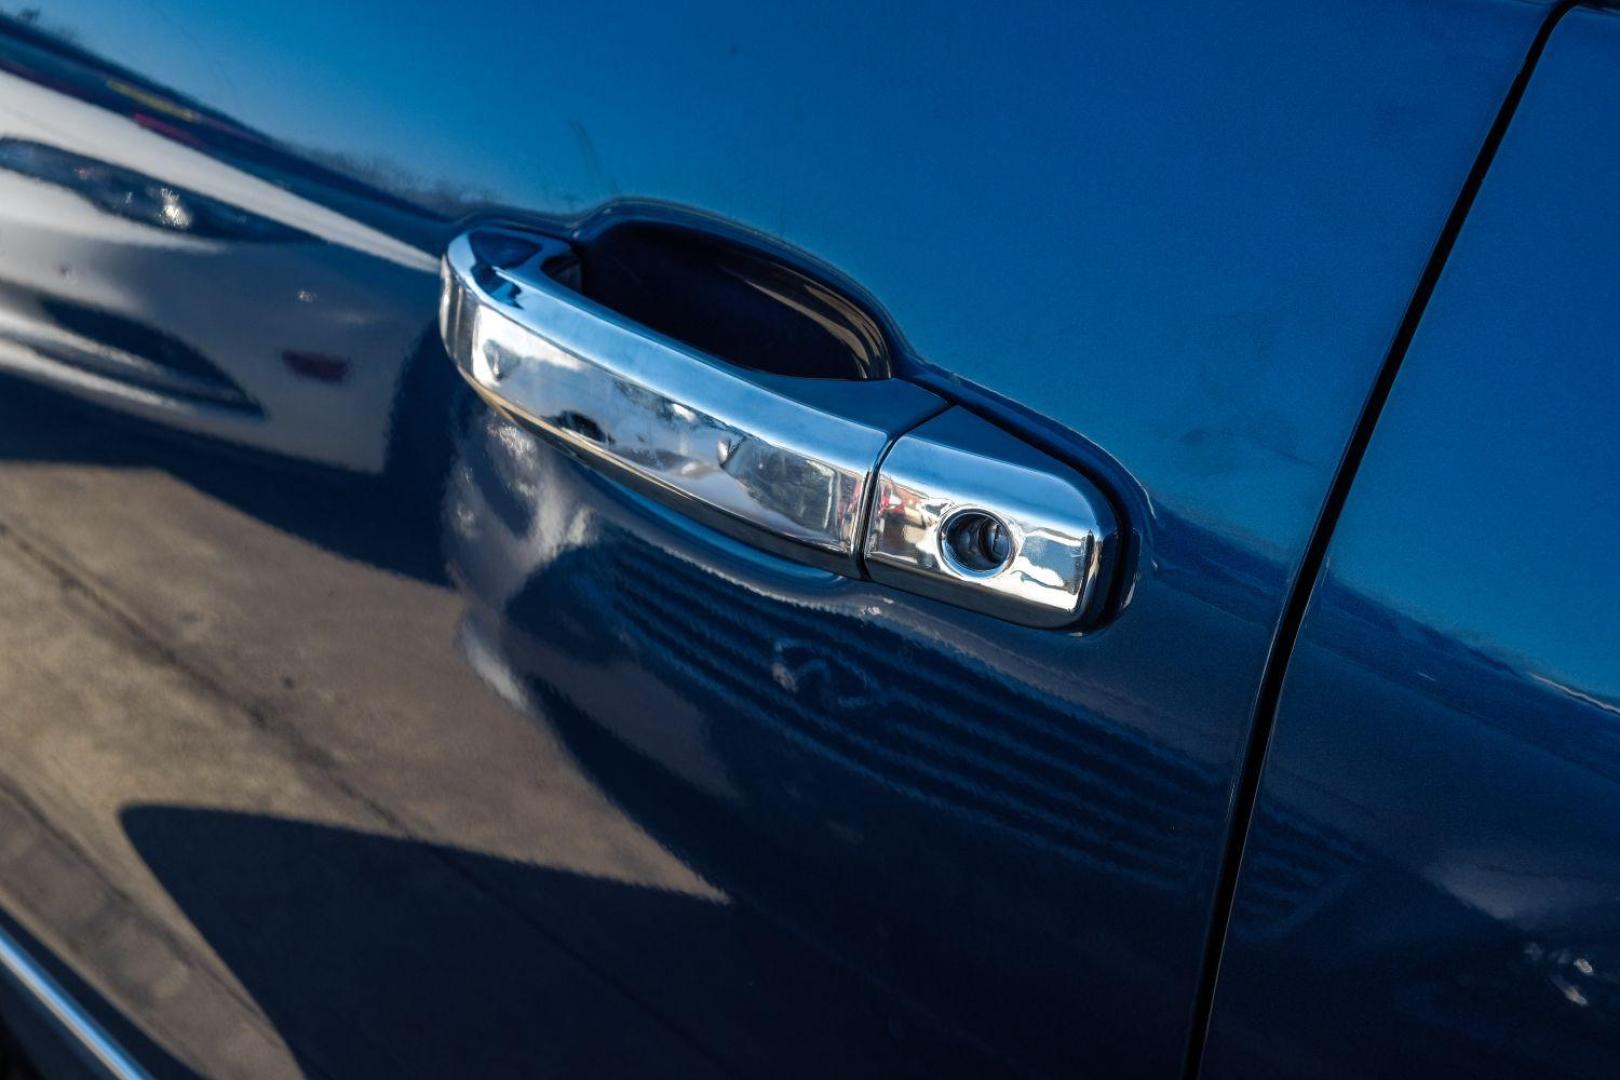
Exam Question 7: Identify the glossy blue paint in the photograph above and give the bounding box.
[33,0,1547,547]
[410,2,1549,1072]
[0,1,1580,1076]
[1203,8,1620,1076]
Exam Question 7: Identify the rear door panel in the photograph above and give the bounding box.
[0,2,1558,1075]
[1204,9,1620,1076]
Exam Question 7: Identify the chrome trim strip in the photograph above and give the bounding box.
[0,923,149,1080]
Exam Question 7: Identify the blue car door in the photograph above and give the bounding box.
[0,2,1562,1076]
[1203,7,1620,1076]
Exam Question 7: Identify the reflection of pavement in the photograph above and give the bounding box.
[0,384,957,1078]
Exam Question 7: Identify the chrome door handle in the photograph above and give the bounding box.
[441,225,1119,627]
[441,227,942,573]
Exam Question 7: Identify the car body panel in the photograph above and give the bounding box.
[0,1,1574,1076]
[1202,8,1620,1077]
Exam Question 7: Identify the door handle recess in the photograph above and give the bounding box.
[441,226,1119,627]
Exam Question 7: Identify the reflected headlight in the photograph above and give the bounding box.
[0,137,308,243]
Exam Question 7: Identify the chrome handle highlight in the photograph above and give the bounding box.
[440,227,943,573]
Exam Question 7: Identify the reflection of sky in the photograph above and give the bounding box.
[33,0,1548,563]
[1318,12,1620,704]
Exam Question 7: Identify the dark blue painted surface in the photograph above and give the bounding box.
[415,2,1546,1072]
[27,0,1547,548]
[0,1,1576,1076]
[1203,8,1620,1077]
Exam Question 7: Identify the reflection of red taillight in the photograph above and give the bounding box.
[130,112,204,150]
[282,351,350,384]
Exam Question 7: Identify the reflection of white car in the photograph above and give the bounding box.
[0,70,439,473]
